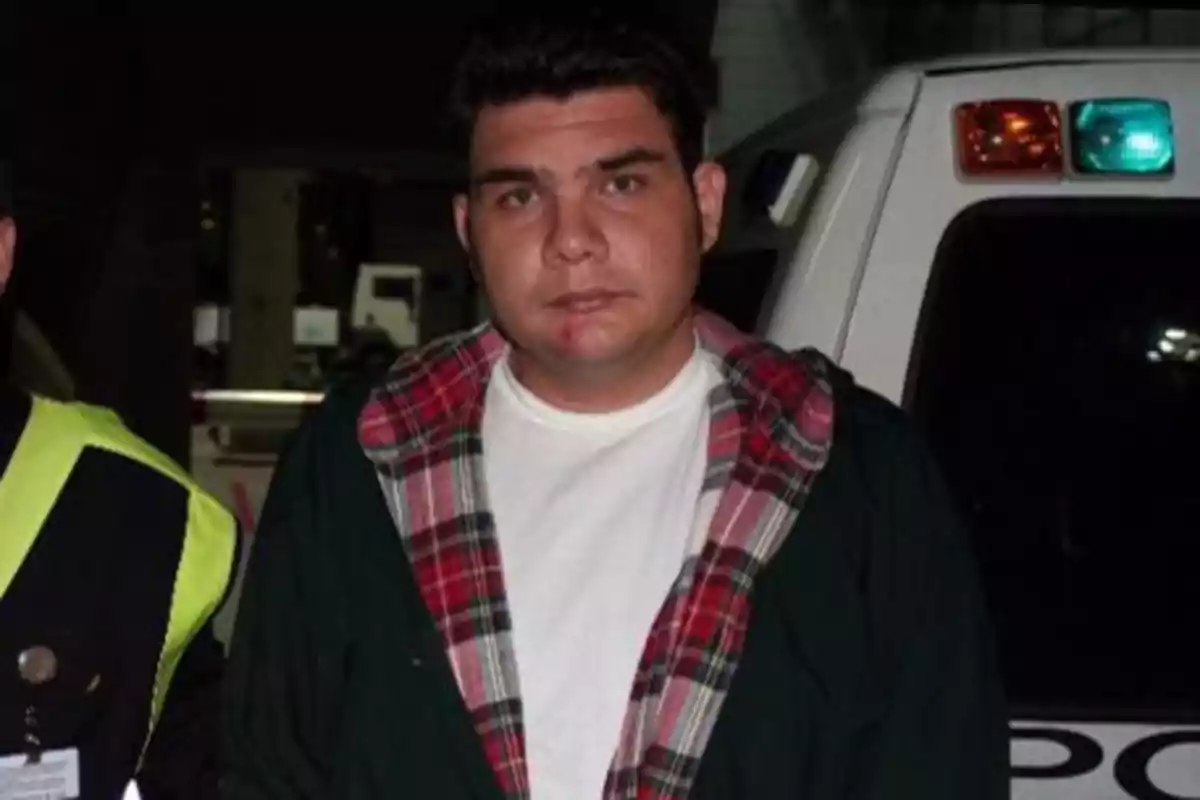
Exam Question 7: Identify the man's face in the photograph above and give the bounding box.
[454,86,725,376]
[0,217,15,298]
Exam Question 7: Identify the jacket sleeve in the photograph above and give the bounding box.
[137,621,226,800]
[844,390,1010,800]
[220,406,350,800]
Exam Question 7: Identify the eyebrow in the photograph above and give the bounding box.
[594,147,668,172]
[469,147,670,193]
[469,166,539,192]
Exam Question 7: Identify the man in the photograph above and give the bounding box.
[222,10,1008,799]
[0,163,238,799]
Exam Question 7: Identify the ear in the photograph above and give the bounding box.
[691,161,727,253]
[0,218,16,294]
[452,193,471,252]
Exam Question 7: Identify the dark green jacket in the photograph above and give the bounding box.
[221,368,1009,799]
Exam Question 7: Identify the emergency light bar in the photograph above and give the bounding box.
[954,97,1176,180]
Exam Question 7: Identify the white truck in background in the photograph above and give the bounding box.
[709,49,1200,799]
[351,263,422,349]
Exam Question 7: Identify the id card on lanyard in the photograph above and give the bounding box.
[0,748,81,799]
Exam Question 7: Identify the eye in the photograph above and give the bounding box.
[604,174,647,196]
[497,186,536,209]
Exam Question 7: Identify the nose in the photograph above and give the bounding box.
[544,192,607,267]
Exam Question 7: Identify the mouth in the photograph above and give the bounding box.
[548,289,628,314]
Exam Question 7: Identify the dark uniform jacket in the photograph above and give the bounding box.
[0,385,234,800]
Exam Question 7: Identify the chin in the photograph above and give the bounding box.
[538,330,626,364]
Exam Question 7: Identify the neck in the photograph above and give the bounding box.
[508,315,697,413]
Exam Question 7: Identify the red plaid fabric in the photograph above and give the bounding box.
[358,311,836,799]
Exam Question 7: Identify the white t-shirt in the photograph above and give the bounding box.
[482,348,721,800]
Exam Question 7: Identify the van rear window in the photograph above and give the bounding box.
[907,198,1200,721]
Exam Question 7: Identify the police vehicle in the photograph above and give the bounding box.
[707,48,1200,799]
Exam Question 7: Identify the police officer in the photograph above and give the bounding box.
[0,163,238,798]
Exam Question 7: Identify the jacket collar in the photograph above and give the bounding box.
[358,309,831,469]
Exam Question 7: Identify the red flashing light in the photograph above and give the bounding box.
[955,100,1063,177]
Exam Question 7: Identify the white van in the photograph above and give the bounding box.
[709,49,1200,799]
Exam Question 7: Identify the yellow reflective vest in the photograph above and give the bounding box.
[0,395,236,764]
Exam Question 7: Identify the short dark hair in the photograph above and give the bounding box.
[449,6,718,174]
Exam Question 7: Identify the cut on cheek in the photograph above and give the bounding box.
[548,311,608,356]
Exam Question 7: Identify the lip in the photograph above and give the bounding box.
[548,289,627,312]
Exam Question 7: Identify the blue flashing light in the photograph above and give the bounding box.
[1069,98,1175,176]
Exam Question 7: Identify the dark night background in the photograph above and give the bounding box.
[10,7,719,455]
[15,9,716,341]
[9,2,1193,457]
